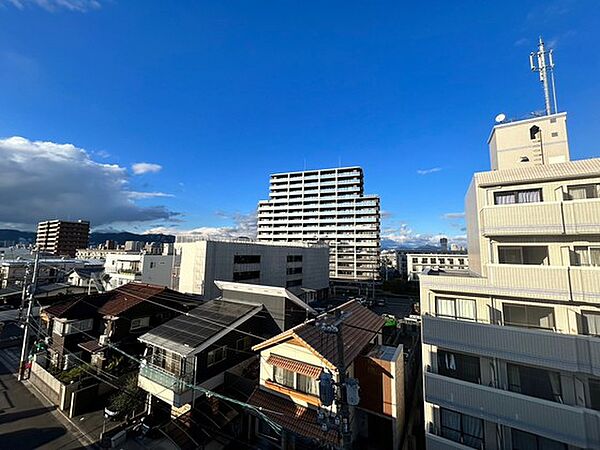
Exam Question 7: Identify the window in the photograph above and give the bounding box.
[273,366,295,389]
[529,125,541,140]
[498,246,548,265]
[551,132,559,137]
[233,270,260,281]
[54,318,94,335]
[512,429,567,450]
[297,373,318,395]
[149,262,155,269]
[286,279,302,288]
[233,255,261,264]
[503,303,555,330]
[130,316,150,331]
[287,255,303,263]
[494,189,542,205]
[440,408,484,449]
[436,297,477,321]
[582,311,600,336]
[207,345,227,367]
[286,267,302,275]
[590,379,600,411]
[236,336,252,351]
[437,350,481,384]
[508,363,562,403]
[571,246,600,267]
[412,258,418,263]
[567,184,600,200]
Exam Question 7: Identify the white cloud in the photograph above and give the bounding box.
[144,212,257,240]
[416,167,442,175]
[381,222,466,249]
[443,212,465,219]
[132,162,163,175]
[2,0,102,11]
[0,136,178,228]
[126,191,174,200]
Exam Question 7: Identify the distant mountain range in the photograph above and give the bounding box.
[0,229,175,245]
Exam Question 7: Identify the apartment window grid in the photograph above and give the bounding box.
[435,297,477,322]
[439,408,484,449]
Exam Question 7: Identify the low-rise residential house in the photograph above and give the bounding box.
[67,267,105,291]
[103,252,175,290]
[137,281,316,421]
[248,300,407,450]
[0,258,103,289]
[41,283,199,371]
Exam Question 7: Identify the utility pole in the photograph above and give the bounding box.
[317,310,353,450]
[18,251,40,381]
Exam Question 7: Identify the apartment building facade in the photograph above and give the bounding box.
[407,253,469,281]
[421,112,600,450]
[257,166,381,287]
[174,237,330,301]
[36,219,90,257]
[103,252,175,290]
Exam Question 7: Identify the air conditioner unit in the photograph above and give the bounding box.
[99,334,109,346]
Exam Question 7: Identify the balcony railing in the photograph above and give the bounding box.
[421,264,600,303]
[480,198,600,236]
[422,315,600,376]
[139,363,192,394]
[425,372,600,449]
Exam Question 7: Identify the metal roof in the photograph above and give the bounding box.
[139,299,262,357]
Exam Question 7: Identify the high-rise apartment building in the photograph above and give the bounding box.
[421,109,600,449]
[35,219,90,257]
[257,166,380,287]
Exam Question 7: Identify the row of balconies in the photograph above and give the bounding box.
[480,198,600,236]
[421,263,600,303]
[424,371,600,449]
[422,315,600,376]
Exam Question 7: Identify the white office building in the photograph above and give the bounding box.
[174,236,329,301]
[257,166,380,286]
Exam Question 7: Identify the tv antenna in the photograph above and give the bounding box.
[530,36,558,115]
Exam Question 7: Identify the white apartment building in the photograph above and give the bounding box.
[407,253,468,281]
[421,111,600,450]
[174,236,329,301]
[257,166,381,286]
[103,252,174,290]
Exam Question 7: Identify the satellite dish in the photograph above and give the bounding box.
[495,113,506,123]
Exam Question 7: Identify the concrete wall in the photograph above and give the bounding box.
[175,240,329,299]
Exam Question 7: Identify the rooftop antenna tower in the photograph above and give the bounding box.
[530,36,558,115]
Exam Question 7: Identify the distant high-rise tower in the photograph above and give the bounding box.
[439,237,448,252]
[36,220,90,257]
[257,166,380,288]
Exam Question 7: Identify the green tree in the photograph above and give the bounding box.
[107,373,145,419]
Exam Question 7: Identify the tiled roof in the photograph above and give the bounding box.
[98,283,167,316]
[266,355,322,378]
[44,293,110,318]
[248,388,339,446]
[254,300,386,369]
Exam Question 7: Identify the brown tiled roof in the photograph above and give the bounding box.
[254,300,386,369]
[98,283,167,316]
[248,388,339,446]
[266,355,322,378]
[44,293,110,318]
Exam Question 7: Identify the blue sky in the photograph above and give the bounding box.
[1,0,599,246]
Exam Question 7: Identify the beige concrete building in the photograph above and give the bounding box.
[421,112,600,450]
[36,220,90,257]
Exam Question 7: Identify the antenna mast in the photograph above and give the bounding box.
[529,36,557,115]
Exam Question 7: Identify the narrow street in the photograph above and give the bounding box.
[0,344,88,449]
